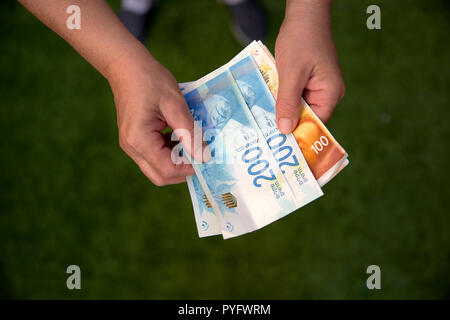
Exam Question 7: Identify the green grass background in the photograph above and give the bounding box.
[0,0,449,299]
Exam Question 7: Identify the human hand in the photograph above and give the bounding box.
[17,1,204,186]
[275,0,345,133]
[107,51,203,186]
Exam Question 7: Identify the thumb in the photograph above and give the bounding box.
[160,95,210,163]
[276,65,311,134]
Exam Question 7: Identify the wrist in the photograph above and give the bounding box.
[285,0,332,21]
[286,0,332,8]
[104,44,155,89]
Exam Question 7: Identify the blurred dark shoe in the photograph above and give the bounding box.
[119,9,151,44]
[227,0,267,46]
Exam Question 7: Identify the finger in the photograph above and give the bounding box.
[138,131,195,179]
[159,94,210,162]
[276,64,311,134]
[122,128,194,185]
[135,156,189,186]
[303,83,344,123]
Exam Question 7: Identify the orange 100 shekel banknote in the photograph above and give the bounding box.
[252,41,349,186]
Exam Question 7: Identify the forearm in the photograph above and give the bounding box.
[279,0,335,63]
[284,0,333,33]
[17,0,152,80]
[275,0,344,125]
[286,0,332,18]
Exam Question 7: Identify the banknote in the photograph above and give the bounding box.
[181,56,323,238]
[186,175,222,237]
[180,83,222,238]
[252,41,349,186]
[183,56,323,206]
[183,70,301,239]
[229,56,323,208]
[183,41,348,186]
[181,41,348,238]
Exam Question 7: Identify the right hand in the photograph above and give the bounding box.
[275,0,345,132]
[107,52,202,186]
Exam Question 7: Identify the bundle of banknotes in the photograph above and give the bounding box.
[179,41,348,239]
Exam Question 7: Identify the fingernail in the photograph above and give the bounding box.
[278,118,293,134]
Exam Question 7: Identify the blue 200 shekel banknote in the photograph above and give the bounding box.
[183,70,300,239]
[230,56,323,210]
[180,84,222,238]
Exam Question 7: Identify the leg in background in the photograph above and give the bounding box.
[221,0,267,46]
[119,0,154,43]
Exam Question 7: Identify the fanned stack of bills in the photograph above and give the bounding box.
[179,41,348,239]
